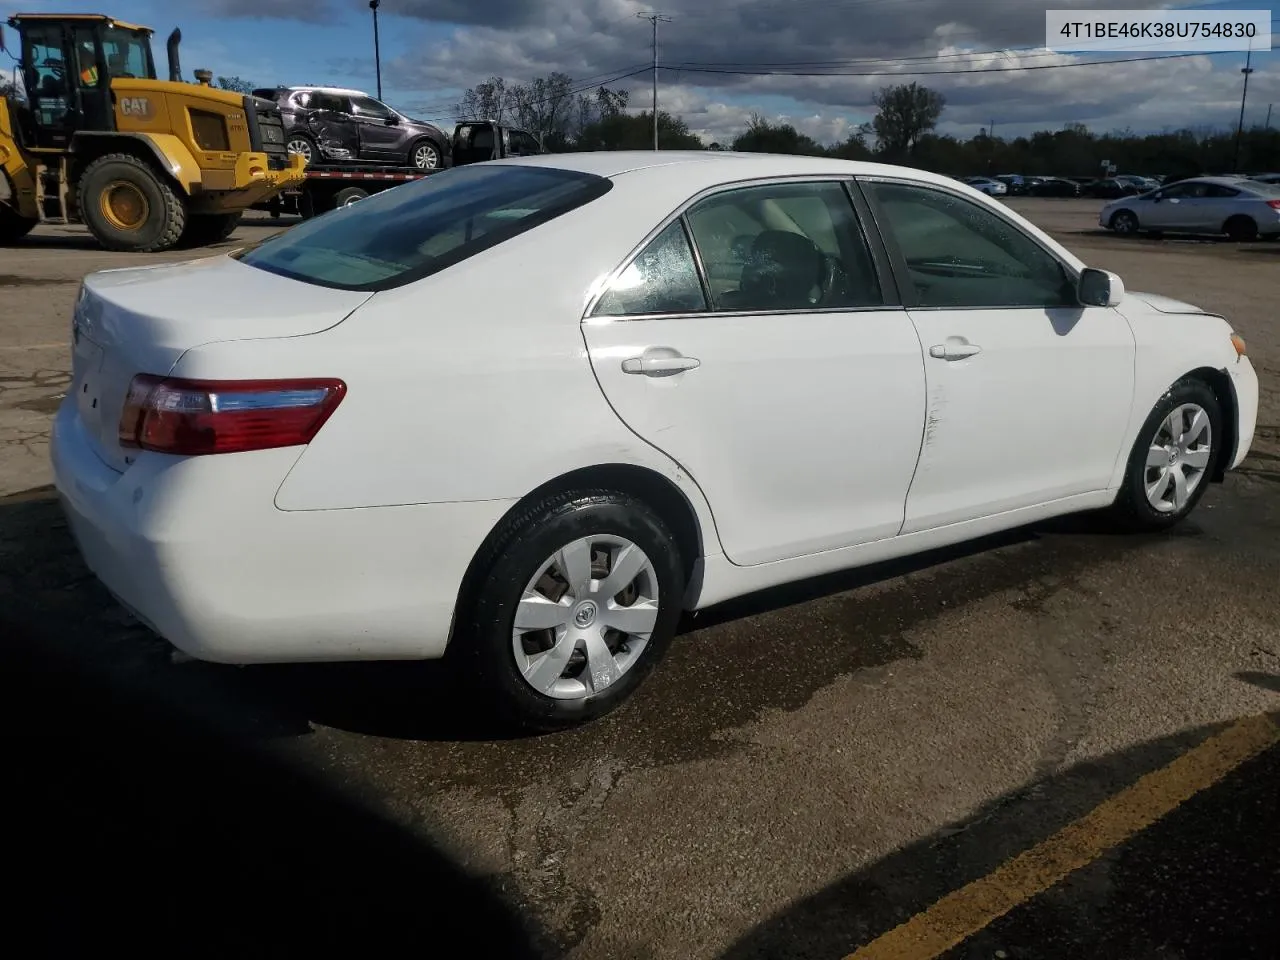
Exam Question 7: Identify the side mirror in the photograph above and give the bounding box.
[384,116,399,125]
[1078,267,1125,308]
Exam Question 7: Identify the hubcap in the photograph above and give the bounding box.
[1144,403,1212,513]
[511,535,660,701]
[287,139,313,162]
[414,144,439,169]
[99,180,148,231]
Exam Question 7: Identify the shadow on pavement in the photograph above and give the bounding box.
[719,705,1280,960]
[0,625,548,958]
[0,484,1192,756]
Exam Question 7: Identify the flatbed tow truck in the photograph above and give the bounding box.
[264,120,542,219]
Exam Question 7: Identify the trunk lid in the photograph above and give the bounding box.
[71,255,371,473]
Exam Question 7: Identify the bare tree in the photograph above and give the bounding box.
[871,82,946,157]
[452,76,512,123]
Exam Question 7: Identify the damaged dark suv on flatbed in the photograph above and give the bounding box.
[255,85,453,171]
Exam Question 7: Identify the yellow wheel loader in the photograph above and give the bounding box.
[0,13,306,252]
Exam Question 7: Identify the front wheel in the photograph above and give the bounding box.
[409,139,442,170]
[0,205,38,244]
[1109,378,1223,531]
[458,490,686,730]
[1110,210,1139,234]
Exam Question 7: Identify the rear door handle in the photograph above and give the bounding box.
[621,350,701,376]
[928,339,982,361]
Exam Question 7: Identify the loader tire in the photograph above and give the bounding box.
[0,206,38,245]
[78,153,187,253]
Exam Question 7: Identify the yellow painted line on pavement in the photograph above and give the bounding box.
[845,713,1280,960]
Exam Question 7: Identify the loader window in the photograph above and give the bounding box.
[100,28,153,80]
[21,26,71,131]
[237,164,613,291]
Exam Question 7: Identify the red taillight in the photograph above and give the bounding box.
[1267,200,1280,210]
[118,376,346,456]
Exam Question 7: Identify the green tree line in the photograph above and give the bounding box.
[456,75,1280,177]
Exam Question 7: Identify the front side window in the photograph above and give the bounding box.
[238,164,612,291]
[350,96,396,121]
[593,221,707,317]
[865,181,1074,309]
[685,181,883,311]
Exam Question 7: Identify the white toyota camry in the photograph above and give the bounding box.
[52,151,1258,728]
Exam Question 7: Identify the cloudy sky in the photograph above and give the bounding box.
[9,0,1278,144]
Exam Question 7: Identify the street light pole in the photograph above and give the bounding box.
[1233,47,1253,173]
[370,0,382,102]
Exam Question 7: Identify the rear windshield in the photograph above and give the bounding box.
[237,164,612,291]
[1247,180,1280,197]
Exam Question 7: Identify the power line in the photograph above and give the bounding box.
[638,12,673,151]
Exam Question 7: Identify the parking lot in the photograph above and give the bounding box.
[2,199,1278,957]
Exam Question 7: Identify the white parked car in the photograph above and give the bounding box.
[52,152,1259,728]
[962,176,1008,196]
[1100,175,1280,240]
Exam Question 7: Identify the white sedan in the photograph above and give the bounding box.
[51,152,1259,728]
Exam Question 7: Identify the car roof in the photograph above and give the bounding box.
[282,85,369,97]
[490,150,968,188]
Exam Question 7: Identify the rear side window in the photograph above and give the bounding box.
[237,164,612,291]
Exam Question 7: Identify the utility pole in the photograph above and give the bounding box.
[370,0,382,101]
[1233,47,1253,173]
[637,11,671,150]
[1266,103,1273,131]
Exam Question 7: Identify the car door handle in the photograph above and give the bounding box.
[621,351,701,376]
[928,339,982,361]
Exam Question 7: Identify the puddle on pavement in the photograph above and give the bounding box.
[0,275,75,287]
[14,393,65,414]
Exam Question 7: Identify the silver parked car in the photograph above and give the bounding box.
[1100,176,1280,241]
[962,176,1008,196]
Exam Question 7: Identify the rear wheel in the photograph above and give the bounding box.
[0,206,38,245]
[457,490,686,730]
[1224,215,1258,242]
[178,212,242,248]
[78,153,186,252]
[286,133,317,166]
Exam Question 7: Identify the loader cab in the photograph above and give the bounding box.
[7,14,156,149]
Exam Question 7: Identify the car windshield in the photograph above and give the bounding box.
[237,164,612,291]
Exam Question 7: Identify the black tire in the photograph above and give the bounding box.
[0,206,38,245]
[1224,215,1258,242]
[178,212,242,248]
[408,138,442,170]
[1109,209,1139,234]
[456,490,686,731]
[1109,377,1224,532]
[286,133,318,166]
[78,152,186,252]
[332,186,370,208]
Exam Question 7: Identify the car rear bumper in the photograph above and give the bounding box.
[50,400,513,664]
